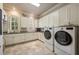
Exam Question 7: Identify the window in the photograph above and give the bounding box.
[11,16,18,32]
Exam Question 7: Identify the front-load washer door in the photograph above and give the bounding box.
[44,30,51,40]
[54,31,72,46]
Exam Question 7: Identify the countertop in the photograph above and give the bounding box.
[3,31,44,35]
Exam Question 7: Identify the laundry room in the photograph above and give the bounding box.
[1,3,79,55]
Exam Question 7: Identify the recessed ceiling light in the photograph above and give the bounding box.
[31,3,40,7]
[29,14,34,19]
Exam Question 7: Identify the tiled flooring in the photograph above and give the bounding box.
[4,40,54,55]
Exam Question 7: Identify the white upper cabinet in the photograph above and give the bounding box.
[0,3,3,9]
[39,15,48,27]
[21,17,38,28]
[67,4,78,25]
[28,18,38,28]
[77,4,79,26]
[39,10,59,27]
[59,5,69,26]
[7,15,21,33]
[59,4,79,26]
[39,18,44,27]
[21,17,38,32]
[47,13,53,27]
[34,19,38,28]
[21,17,29,28]
[39,4,79,27]
[39,11,59,27]
[48,11,59,27]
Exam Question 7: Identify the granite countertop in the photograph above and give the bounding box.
[3,31,44,35]
[3,28,44,35]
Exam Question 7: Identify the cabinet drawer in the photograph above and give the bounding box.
[0,45,3,55]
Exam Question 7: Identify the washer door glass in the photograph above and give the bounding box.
[44,30,51,40]
[55,31,72,46]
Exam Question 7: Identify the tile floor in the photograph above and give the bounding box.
[4,40,54,55]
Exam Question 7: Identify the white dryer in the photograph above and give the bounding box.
[54,26,79,55]
[43,27,54,51]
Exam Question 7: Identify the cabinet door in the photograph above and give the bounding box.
[0,46,3,55]
[52,11,59,27]
[0,4,3,9]
[39,17,45,27]
[4,35,15,45]
[68,4,78,25]
[33,19,38,28]
[59,5,69,26]
[14,34,25,44]
[48,13,54,27]
[39,15,49,27]
[7,15,12,33]
[0,36,3,55]
[7,15,21,33]
[39,18,43,27]
[24,33,38,41]
[17,16,21,32]
[44,15,49,27]
[21,17,30,28]
[77,4,79,26]
[38,32,45,42]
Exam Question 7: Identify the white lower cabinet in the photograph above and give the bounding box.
[24,33,39,41]
[0,46,3,55]
[13,34,25,44]
[38,32,45,42]
[0,36,3,55]
[4,34,15,45]
[3,33,39,45]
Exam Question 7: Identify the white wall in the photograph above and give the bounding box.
[39,4,79,27]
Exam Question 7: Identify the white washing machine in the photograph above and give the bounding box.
[54,26,79,55]
[43,27,54,51]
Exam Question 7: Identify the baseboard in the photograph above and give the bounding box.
[5,39,39,47]
[38,39,45,43]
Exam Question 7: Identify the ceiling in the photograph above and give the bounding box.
[3,3,61,18]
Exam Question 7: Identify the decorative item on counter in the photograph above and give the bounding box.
[20,27,27,32]
[41,28,44,32]
[36,28,41,32]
